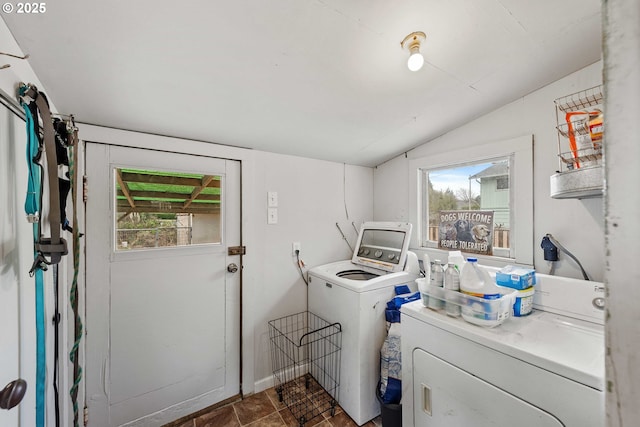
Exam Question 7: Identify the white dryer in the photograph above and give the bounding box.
[401,273,605,427]
[308,222,420,426]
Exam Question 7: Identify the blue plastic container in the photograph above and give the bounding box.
[513,287,535,316]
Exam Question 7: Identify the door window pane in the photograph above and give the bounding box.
[114,168,222,250]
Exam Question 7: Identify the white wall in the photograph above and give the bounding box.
[374,62,605,282]
[250,151,373,389]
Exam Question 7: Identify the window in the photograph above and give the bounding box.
[422,158,511,256]
[114,167,222,250]
[409,135,533,265]
[496,176,509,190]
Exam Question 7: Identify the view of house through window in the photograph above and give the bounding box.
[115,168,222,250]
[421,158,511,254]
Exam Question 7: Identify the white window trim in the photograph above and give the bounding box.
[408,134,533,267]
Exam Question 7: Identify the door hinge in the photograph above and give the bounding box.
[228,246,246,256]
[82,176,88,203]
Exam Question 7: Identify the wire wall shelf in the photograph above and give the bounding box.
[268,311,342,427]
[551,84,604,199]
[554,85,604,113]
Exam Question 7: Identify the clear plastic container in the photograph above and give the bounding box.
[416,277,429,307]
[420,282,517,328]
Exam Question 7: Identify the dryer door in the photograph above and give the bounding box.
[413,348,563,427]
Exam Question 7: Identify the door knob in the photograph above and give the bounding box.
[227,263,239,273]
[0,379,27,410]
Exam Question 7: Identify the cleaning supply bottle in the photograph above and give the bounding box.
[418,253,431,307]
[460,258,500,300]
[422,253,431,282]
[444,262,461,317]
[428,260,445,310]
[447,250,466,272]
[460,257,505,323]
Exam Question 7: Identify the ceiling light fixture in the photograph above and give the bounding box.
[401,31,426,72]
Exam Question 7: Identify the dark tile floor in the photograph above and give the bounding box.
[168,386,382,427]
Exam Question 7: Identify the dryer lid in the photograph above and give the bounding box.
[351,222,412,273]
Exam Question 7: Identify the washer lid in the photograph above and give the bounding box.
[351,222,412,273]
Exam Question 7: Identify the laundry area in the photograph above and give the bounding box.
[0,1,638,427]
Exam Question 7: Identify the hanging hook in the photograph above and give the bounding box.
[53,113,78,133]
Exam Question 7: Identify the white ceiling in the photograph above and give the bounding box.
[3,0,601,167]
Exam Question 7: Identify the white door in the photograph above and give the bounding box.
[84,143,241,426]
[0,107,26,426]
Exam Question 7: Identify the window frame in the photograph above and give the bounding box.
[420,155,512,257]
[110,163,226,262]
[409,135,533,267]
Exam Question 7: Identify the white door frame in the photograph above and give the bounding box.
[84,143,240,425]
[77,124,257,425]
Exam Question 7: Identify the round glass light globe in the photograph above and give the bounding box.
[407,53,424,71]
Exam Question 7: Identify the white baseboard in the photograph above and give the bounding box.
[254,375,275,393]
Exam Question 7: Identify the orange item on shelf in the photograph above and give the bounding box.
[589,112,604,149]
[565,111,600,168]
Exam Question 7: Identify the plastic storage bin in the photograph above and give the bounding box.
[420,282,517,328]
[513,287,535,316]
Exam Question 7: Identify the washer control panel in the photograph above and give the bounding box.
[357,245,401,264]
[351,222,412,273]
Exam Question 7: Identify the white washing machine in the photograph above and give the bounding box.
[401,273,605,427]
[308,222,420,426]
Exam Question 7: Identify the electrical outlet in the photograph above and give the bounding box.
[293,242,301,254]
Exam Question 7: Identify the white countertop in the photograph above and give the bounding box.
[401,300,605,391]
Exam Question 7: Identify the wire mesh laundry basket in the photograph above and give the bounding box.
[268,311,342,427]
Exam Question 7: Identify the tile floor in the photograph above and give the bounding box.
[166,386,382,427]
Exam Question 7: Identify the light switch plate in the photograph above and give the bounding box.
[268,191,278,207]
[267,207,278,224]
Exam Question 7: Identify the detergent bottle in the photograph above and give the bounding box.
[460,258,500,300]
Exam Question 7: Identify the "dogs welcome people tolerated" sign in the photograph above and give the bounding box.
[438,210,494,255]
